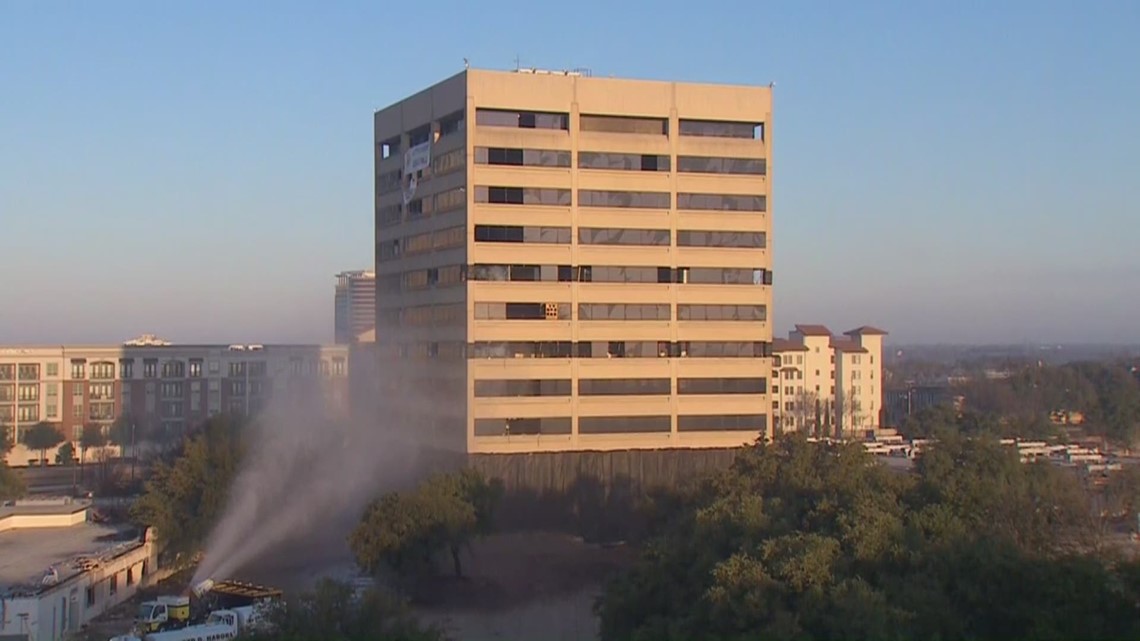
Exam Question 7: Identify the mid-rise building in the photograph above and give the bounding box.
[375,68,772,453]
[0,336,349,466]
[771,325,887,437]
[334,270,377,344]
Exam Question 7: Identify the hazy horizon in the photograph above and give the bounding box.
[2,1,1138,345]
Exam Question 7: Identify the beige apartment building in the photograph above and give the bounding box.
[0,336,350,466]
[374,68,772,453]
[771,325,887,438]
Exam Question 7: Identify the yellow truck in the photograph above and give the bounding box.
[134,595,191,633]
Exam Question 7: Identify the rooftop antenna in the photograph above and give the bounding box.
[463,58,469,69]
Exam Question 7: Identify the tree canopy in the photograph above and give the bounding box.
[596,434,1139,641]
[0,460,23,501]
[235,579,446,641]
[130,415,245,556]
[349,469,500,581]
[22,422,65,464]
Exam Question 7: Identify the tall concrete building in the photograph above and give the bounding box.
[334,270,377,344]
[375,68,772,453]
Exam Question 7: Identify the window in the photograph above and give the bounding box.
[577,266,662,283]
[579,114,667,135]
[474,147,571,167]
[377,204,401,227]
[379,136,400,159]
[685,268,767,284]
[160,382,183,398]
[0,365,12,381]
[228,362,246,377]
[474,302,571,320]
[161,360,184,378]
[127,567,135,586]
[46,362,59,377]
[578,228,670,246]
[677,230,766,248]
[407,125,431,147]
[17,404,39,421]
[578,415,671,434]
[18,384,39,401]
[578,189,671,209]
[143,359,158,378]
[119,359,134,379]
[109,574,118,595]
[86,587,95,607]
[0,385,14,402]
[474,417,572,436]
[468,342,574,358]
[474,225,571,244]
[677,414,768,431]
[474,379,572,397]
[677,155,766,175]
[579,341,663,358]
[678,304,767,321]
[189,359,202,377]
[438,110,464,137]
[46,383,58,397]
[685,341,773,357]
[432,148,465,177]
[377,168,402,195]
[91,362,115,379]
[248,361,267,377]
[17,364,39,380]
[475,108,569,130]
[678,378,767,394]
[474,186,571,206]
[677,193,766,212]
[90,383,113,400]
[678,119,763,139]
[578,152,670,172]
[577,304,670,320]
[332,358,346,376]
[469,264,561,282]
[434,187,466,213]
[578,378,670,396]
[70,360,86,379]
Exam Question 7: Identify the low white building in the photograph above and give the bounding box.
[0,498,157,641]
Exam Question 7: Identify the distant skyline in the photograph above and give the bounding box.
[1,1,1138,345]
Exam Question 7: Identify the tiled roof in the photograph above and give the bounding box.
[830,338,869,354]
[793,324,832,337]
[773,338,808,352]
[844,325,889,336]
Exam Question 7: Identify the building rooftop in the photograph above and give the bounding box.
[830,339,870,354]
[772,338,808,352]
[0,498,88,520]
[0,522,138,596]
[794,324,832,337]
[845,326,889,336]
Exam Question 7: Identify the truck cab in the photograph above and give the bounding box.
[136,595,191,633]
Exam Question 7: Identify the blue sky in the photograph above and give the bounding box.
[1,0,1137,345]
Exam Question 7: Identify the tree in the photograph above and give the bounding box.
[1,424,12,457]
[55,441,76,465]
[349,469,500,582]
[79,423,108,484]
[596,434,1136,641]
[0,459,23,501]
[790,389,822,436]
[131,416,245,557]
[236,578,447,641]
[109,414,141,481]
[22,422,65,465]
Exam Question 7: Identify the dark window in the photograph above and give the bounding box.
[581,341,662,358]
[468,342,574,358]
[474,225,571,244]
[469,264,562,282]
[678,378,767,394]
[578,378,671,395]
[685,341,773,357]
[686,268,766,284]
[677,156,766,175]
[475,109,569,130]
[379,136,400,159]
[438,111,465,137]
[578,152,670,171]
[475,147,571,167]
[474,186,571,206]
[677,230,766,248]
[578,189,671,209]
[474,417,572,435]
[408,125,431,146]
[474,302,571,320]
[578,415,671,433]
[677,414,768,431]
[678,119,763,139]
[578,304,671,320]
[678,304,767,321]
[677,193,766,212]
[576,266,661,283]
[578,228,670,246]
[579,114,667,135]
[474,379,572,397]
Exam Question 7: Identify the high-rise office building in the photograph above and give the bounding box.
[334,270,376,344]
[375,68,772,453]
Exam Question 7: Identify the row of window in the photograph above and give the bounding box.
[377,148,466,194]
[474,377,767,397]
[373,340,773,361]
[470,303,765,322]
[0,358,344,383]
[474,109,764,140]
[473,413,768,436]
[473,187,766,212]
[471,264,771,284]
[378,112,465,158]
[476,147,766,175]
[378,225,465,261]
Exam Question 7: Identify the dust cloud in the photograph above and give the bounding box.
[190,370,431,588]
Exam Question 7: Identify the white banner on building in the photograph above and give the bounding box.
[404,141,431,175]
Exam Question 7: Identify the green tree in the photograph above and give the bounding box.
[79,423,108,481]
[0,460,23,500]
[22,422,65,465]
[55,441,76,465]
[596,434,1137,641]
[130,416,245,556]
[2,424,12,456]
[349,469,500,581]
[236,579,446,641]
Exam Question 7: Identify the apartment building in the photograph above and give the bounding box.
[771,325,887,438]
[335,270,377,344]
[1,335,349,466]
[375,68,772,453]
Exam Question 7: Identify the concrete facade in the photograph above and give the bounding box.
[1,337,350,466]
[375,69,773,453]
[772,325,887,437]
[334,270,377,345]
